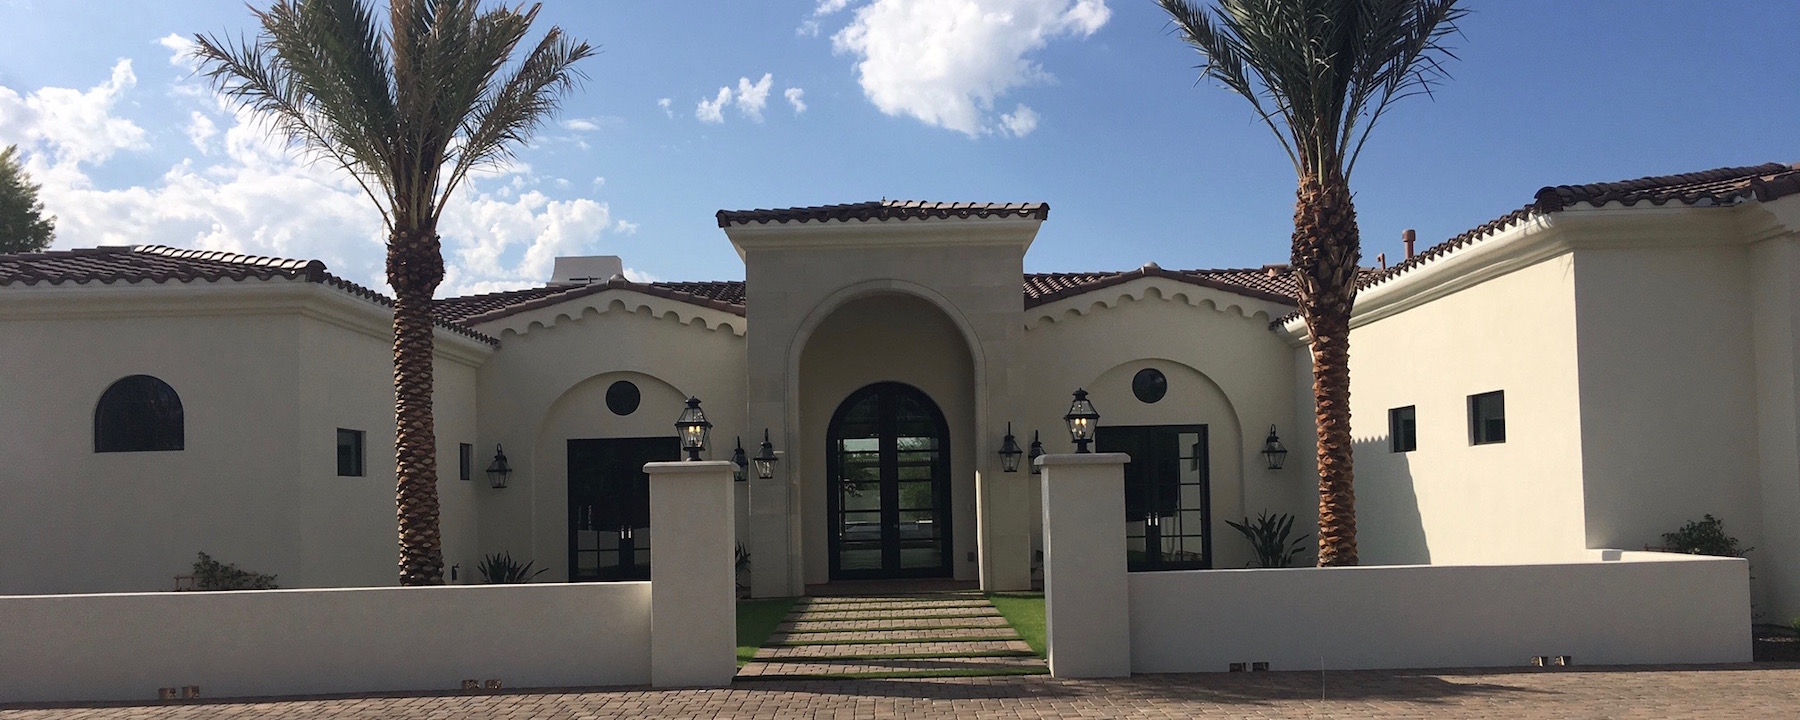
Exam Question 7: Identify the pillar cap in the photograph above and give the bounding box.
[1037,452,1130,468]
[644,460,737,476]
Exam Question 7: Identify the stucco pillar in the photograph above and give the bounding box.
[646,460,736,688]
[1039,452,1131,678]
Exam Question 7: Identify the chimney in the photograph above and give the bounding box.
[550,255,625,285]
[1402,229,1417,259]
[1377,253,1387,270]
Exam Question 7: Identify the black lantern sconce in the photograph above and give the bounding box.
[675,396,712,461]
[485,444,513,489]
[754,429,779,480]
[1028,430,1044,476]
[1064,388,1099,453]
[998,422,1023,473]
[731,437,749,482]
[1261,425,1289,470]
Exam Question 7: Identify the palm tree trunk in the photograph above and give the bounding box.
[1292,168,1361,567]
[390,227,446,585]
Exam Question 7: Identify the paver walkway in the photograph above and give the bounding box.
[736,592,1047,680]
[7,665,1800,718]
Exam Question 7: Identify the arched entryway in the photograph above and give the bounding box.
[826,382,954,580]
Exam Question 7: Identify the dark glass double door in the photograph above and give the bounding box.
[568,436,679,581]
[1097,425,1212,571]
[828,383,954,580]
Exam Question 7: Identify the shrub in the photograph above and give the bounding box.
[476,552,549,583]
[1661,515,1751,557]
[1225,511,1310,568]
[188,552,278,590]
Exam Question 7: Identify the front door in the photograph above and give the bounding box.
[568,436,680,581]
[1097,425,1212,571]
[827,382,954,580]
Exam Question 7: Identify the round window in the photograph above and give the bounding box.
[605,381,641,416]
[1132,368,1168,404]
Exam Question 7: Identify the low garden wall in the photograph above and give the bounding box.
[1127,550,1750,673]
[0,581,652,704]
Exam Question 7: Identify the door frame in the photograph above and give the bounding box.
[824,381,955,581]
[566,435,680,582]
[1096,423,1213,572]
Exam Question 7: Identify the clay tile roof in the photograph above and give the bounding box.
[1025,264,1380,309]
[1272,161,1800,329]
[716,200,1049,227]
[434,278,750,326]
[0,245,496,344]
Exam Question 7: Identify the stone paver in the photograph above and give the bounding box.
[6,665,1800,718]
[740,592,1045,681]
[753,639,1032,659]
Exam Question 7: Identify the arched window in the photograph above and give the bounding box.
[94,375,184,452]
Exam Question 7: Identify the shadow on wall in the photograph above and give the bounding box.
[1351,435,1429,565]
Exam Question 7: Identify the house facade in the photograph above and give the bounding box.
[3,162,1798,622]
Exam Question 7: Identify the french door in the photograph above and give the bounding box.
[567,436,679,581]
[1096,424,1212,571]
[827,382,954,580]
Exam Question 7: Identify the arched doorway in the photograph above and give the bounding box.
[826,382,954,580]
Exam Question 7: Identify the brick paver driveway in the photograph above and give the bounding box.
[4,665,1798,719]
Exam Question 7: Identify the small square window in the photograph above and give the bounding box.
[1469,391,1506,445]
[1389,406,1417,453]
[337,428,365,477]
[459,443,473,481]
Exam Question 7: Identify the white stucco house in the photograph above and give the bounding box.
[3,160,1798,624]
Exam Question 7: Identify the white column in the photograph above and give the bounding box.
[1039,452,1131,678]
[646,460,736,688]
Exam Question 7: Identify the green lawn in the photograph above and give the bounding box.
[736,596,798,666]
[985,591,1046,657]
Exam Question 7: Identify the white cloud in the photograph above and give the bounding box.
[696,87,730,124]
[563,118,600,132]
[797,20,822,37]
[0,59,149,166]
[157,33,199,72]
[733,73,773,122]
[816,0,855,14]
[613,219,639,235]
[7,58,631,298]
[657,97,673,118]
[622,267,660,283]
[185,111,217,152]
[785,88,808,114]
[998,103,1037,137]
[829,0,1109,137]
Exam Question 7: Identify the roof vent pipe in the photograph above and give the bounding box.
[1403,229,1417,259]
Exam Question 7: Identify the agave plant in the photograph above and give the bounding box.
[476,551,549,584]
[1226,511,1311,568]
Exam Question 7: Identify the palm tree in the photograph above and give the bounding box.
[1156,0,1466,566]
[194,0,593,585]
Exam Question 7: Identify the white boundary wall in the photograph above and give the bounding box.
[0,582,651,704]
[1128,551,1750,673]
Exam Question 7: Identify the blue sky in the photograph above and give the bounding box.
[0,1,1795,296]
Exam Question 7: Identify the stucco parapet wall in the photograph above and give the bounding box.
[1274,198,1797,345]
[1025,275,1293,330]
[0,277,495,365]
[723,216,1043,260]
[469,287,746,339]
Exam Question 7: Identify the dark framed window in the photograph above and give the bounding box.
[1469,391,1506,445]
[337,429,365,476]
[94,375,185,453]
[1098,424,1211,572]
[459,443,473,481]
[1389,406,1417,453]
[605,381,641,416]
[1132,368,1168,404]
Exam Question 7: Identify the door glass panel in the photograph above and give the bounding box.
[1099,425,1211,572]
[828,383,953,580]
[567,436,678,582]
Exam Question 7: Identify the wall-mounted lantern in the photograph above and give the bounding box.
[675,396,712,461]
[1064,388,1099,453]
[731,437,749,482]
[999,422,1023,473]
[1028,430,1044,475]
[1261,425,1289,470]
[485,444,513,489]
[754,429,779,479]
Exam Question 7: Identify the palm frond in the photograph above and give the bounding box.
[1157,0,1466,183]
